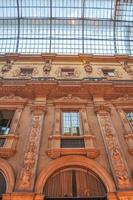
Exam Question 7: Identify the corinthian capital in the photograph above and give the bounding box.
[94,104,111,114]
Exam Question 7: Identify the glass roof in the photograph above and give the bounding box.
[0,0,133,55]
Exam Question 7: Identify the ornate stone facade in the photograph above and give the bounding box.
[0,55,132,200]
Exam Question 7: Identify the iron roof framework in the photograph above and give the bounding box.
[0,0,133,55]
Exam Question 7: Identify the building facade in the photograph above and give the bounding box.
[0,54,133,200]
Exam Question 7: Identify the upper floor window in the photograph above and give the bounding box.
[62,112,80,135]
[61,68,74,77]
[125,111,133,129]
[102,69,115,77]
[20,68,33,76]
[0,110,14,135]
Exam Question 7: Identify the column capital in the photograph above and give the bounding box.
[94,104,111,114]
[30,104,47,114]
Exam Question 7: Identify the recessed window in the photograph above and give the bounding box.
[62,112,80,135]
[61,68,74,77]
[0,110,14,135]
[102,69,115,77]
[20,68,33,76]
[125,111,133,129]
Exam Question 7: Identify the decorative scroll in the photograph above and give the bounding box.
[16,107,45,191]
[96,107,132,189]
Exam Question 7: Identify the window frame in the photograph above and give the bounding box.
[20,68,33,76]
[125,111,133,130]
[61,111,82,136]
[0,110,15,136]
[61,68,75,77]
[102,69,115,77]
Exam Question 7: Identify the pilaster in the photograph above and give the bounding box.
[15,100,47,191]
[94,103,133,190]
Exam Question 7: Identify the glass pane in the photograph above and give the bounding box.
[0,0,132,55]
[126,112,133,129]
[63,112,80,135]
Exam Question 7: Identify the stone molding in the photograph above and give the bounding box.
[53,94,89,105]
[0,104,23,158]
[48,97,99,158]
[0,158,15,193]
[0,94,27,107]
[47,135,100,159]
[35,155,116,194]
[0,134,19,157]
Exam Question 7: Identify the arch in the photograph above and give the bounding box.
[0,158,15,193]
[35,155,116,194]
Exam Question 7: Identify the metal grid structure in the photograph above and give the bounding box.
[0,0,133,55]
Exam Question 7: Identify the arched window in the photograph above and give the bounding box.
[44,167,106,199]
[0,171,6,198]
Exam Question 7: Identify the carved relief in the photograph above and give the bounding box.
[16,107,45,190]
[43,60,52,76]
[54,94,88,105]
[96,107,132,189]
[122,61,133,76]
[12,67,38,77]
[1,60,13,73]
[84,61,92,73]
[115,94,133,102]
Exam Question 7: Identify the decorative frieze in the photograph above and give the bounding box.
[95,105,133,189]
[16,104,46,191]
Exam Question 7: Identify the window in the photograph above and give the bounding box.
[0,110,14,135]
[20,68,33,76]
[125,111,133,129]
[61,68,74,77]
[102,69,115,77]
[62,112,80,135]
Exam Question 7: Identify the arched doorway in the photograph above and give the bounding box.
[0,171,6,200]
[44,167,107,200]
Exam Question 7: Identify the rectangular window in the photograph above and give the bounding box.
[61,68,74,77]
[125,111,133,129]
[102,69,115,77]
[20,68,33,76]
[0,110,14,135]
[62,112,80,135]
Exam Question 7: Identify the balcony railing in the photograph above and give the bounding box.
[61,138,85,148]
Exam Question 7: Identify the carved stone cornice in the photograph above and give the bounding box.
[0,94,27,107]
[112,95,133,106]
[53,94,89,105]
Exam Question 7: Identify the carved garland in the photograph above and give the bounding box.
[16,106,45,191]
[95,106,132,189]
